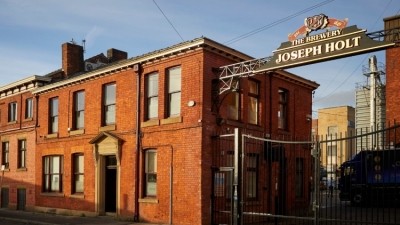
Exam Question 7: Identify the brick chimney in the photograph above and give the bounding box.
[107,48,128,63]
[62,42,84,77]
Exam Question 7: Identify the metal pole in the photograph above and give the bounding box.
[369,56,378,150]
[233,128,242,225]
[312,142,320,225]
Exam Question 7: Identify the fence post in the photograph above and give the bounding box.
[312,141,320,225]
[233,128,242,225]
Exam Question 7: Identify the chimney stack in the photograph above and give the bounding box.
[107,48,128,63]
[62,42,84,77]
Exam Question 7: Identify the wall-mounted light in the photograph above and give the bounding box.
[187,100,196,107]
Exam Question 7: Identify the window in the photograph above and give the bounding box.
[8,102,17,122]
[246,153,258,200]
[72,154,84,194]
[2,142,9,169]
[167,66,181,117]
[295,158,304,198]
[327,146,337,156]
[25,98,33,119]
[43,155,63,192]
[73,91,85,129]
[278,89,288,130]
[248,79,259,125]
[227,81,241,121]
[146,73,159,120]
[18,140,26,169]
[103,83,116,125]
[145,150,157,197]
[49,97,59,133]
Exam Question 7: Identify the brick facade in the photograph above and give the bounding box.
[0,38,318,225]
[0,76,50,210]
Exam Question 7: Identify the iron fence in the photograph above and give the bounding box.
[211,123,400,225]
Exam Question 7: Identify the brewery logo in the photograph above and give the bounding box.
[288,14,348,41]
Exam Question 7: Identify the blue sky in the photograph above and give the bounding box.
[0,0,399,114]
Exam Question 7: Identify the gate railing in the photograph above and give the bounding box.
[212,124,400,225]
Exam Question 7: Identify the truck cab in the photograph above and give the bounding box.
[338,149,400,206]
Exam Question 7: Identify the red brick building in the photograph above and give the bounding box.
[385,15,400,124]
[0,75,50,210]
[0,37,318,224]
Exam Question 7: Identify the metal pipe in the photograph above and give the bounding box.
[134,64,141,221]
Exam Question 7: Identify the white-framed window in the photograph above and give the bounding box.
[18,139,26,169]
[43,155,63,192]
[49,97,59,133]
[167,66,181,117]
[25,98,33,119]
[146,73,159,120]
[103,83,116,125]
[248,79,259,125]
[145,150,157,197]
[8,102,17,122]
[2,142,9,169]
[74,91,85,129]
[73,153,84,194]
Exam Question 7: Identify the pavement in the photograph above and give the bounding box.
[0,208,161,225]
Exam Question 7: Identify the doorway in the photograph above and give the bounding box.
[105,155,117,213]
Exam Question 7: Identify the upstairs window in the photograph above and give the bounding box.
[167,67,181,117]
[278,89,288,130]
[103,83,116,126]
[49,97,59,133]
[227,81,241,121]
[248,79,259,125]
[73,91,85,129]
[8,102,17,122]
[146,73,159,120]
[25,98,33,119]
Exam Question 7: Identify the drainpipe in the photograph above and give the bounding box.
[134,64,141,221]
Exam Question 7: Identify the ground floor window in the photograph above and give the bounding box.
[73,153,84,194]
[43,155,63,192]
[145,150,157,197]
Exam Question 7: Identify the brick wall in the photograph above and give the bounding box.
[0,91,37,209]
[386,47,400,124]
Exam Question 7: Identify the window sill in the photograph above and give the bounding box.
[23,118,33,122]
[161,116,182,125]
[41,192,65,197]
[226,120,244,127]
[46,133,59,139]
[141,119,160,128]
[246,123,264,131]
[1,168,10,172]
[99,125,116,132]
[70,193,85,199]
[7,121,17,125]
[17,168,27,172]
[138,198,159,204]
[69,129,85,136]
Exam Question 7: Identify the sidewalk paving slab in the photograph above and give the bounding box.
[0,209,162,225]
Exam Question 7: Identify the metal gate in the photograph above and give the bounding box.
[211,124,400,225]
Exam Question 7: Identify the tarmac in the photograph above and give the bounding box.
[0,208,162,225]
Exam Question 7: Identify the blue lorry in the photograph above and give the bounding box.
[338,149,400,206]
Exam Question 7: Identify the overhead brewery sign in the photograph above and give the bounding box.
[256,14,395,72]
